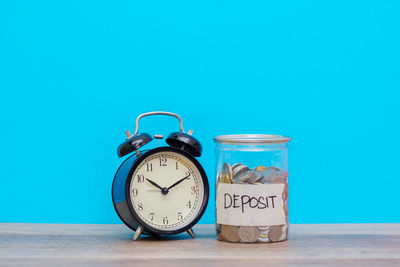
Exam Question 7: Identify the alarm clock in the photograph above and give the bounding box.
[112,111,209,240]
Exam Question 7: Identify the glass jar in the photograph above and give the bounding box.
[214,134,290,243]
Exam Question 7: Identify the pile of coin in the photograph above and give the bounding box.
[216,163,289,243]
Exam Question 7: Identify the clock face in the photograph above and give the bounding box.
[128,149,206,232]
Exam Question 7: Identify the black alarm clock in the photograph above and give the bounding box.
[112,111,209,240]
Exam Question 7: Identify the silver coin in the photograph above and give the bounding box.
[231,163,241,170]
[232,164,249,179]
[269,225,284,242]
[238,226,259,243]
[258,230,270,242]
[234,170,251,183]
[257,235,270,242]
[279,224,288,241]
[282,223,288,233]
[271,176,286,184]
[257,225,270,231]
[247,171,263,184]
[259,167,284,184]
[222,225,240,242]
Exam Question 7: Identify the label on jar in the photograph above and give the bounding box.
[216,183,286,226]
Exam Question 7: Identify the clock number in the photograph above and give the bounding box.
[138,203,143,211]
[146,163,153,172]
[149,212,154,221]
[176,162,178,170]
[186,200,192,209]
[137,174,144,183]
[159,158,167,166]
[177,212,183,221]
[163,216,168,225]
[185,171,191,179]
[191,186,197,195]
[132,188,138,197]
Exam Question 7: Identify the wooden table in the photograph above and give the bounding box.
[1,223,399,266]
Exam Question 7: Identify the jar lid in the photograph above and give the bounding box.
[214,134,290,144]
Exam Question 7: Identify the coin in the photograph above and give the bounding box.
[271,176,286,184]
[222,225,240,242]
[220,174,231,184]
[232,164,249,179]
[259,232,269,238]
[269,225,284,242]
[238,226,259,243]
[277,224,288,241]
[235,169,256,183]
[216,163,289,243]
[258,167,279,183]
[258,235,270,242]
[217,233,225,241]
[220,163,233,183]
[258,225,270,242]
[255,166,267,171]
[248,171,263,184]
[282,224,289,241]
[278,232,287,241]
[231,163,241,169]
[260,170,285,184]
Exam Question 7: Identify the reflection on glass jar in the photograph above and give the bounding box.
[214,134,290,243]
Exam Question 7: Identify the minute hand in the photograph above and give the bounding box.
[167,174,190,190]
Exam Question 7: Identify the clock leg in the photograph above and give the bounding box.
[187,228,195,239]
[133,225,144,241]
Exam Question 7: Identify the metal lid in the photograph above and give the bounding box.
[214,134,290,144]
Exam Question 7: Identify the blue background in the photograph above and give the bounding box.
[1,0,399,224]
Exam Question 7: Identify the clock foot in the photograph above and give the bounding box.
[187,228,195,239]
[133,225,144,241]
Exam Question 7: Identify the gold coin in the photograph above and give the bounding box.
[220,163,233,183]
[255,166,267,171]
[222,225,240,243]
[220,173,231,184]
[257,226,270,231]
[259,233,269,238]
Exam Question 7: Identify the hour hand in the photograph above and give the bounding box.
[146,178,163,190]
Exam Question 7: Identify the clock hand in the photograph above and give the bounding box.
[146,178,163,191]
[167,174,191,190]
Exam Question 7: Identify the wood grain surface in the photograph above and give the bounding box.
[1,223,399,266]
